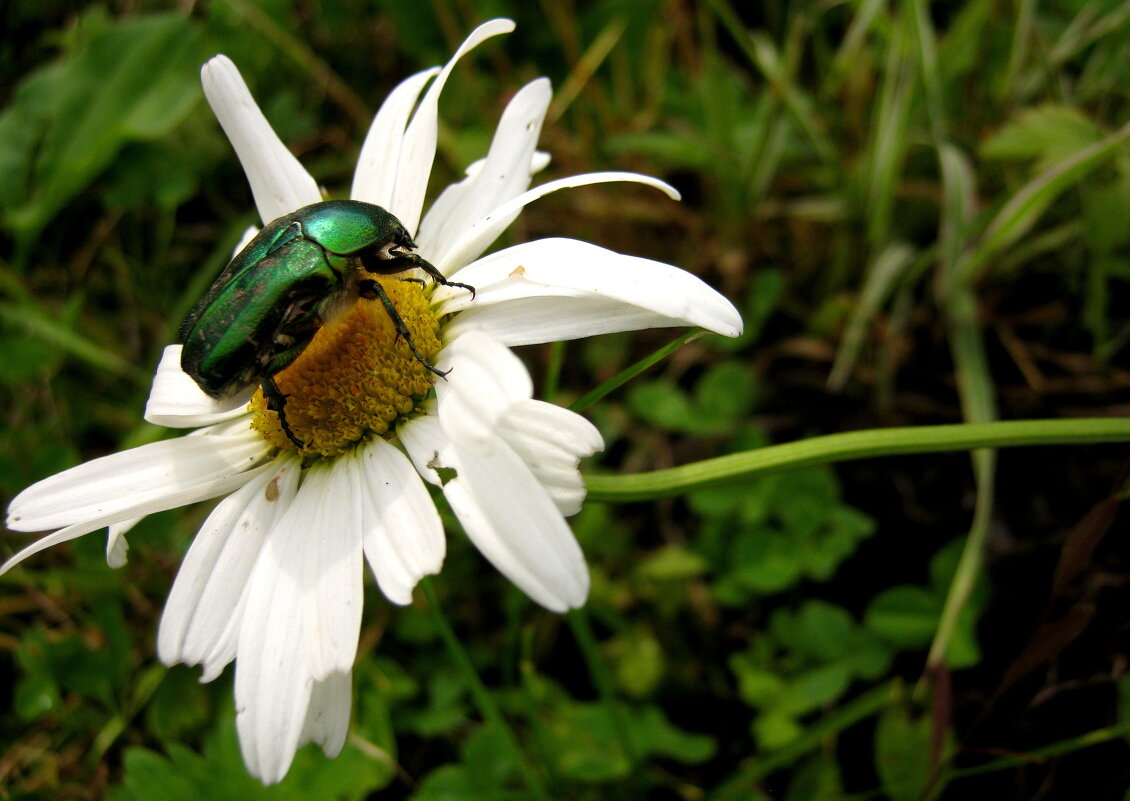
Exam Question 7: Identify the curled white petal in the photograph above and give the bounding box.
[397,407,452,490]
[497,400,603,516]
[105,517,141,568]
[433,330,532,448]
[416,78,551,267]
[202,56,322,223]
[389,18,516,233]
[351,440,445,606]
[351,68,441,209]
[434,172,680,276]
[436,238,743,344]
[400,415,588,611]
[145,345,252,428]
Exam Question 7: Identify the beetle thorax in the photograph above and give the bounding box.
[248,276,440,457]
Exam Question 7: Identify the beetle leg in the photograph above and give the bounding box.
[261,373,305,448]
[387,252,476,299]
[359,279,451,379]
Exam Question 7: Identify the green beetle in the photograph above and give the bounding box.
[180,199,473,447]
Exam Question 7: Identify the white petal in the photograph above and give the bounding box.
[0,459,269,577]
[397,409,452,490]
[433,330,532,447]
[351,68,440,209]
[530,151,551,173]
[300,670,352,758]
[106,517,141,568]
[433,172,680,276]
[400,414,588,611]
[7,425,268,532]
[451,442,589,611]
[351,440,445,606]
[412,148,547,274]
[297,465,365,679]
[436,238,744,343]
[497,401,603,516]
[144,345,252,428]
[202,55,321,224]
[235,462,363,784]
[236,655,310,785]
[158,456,300,680]
[232,225,259,256]
[389,18,516,233]
[446,294,699,345]
[415,78,551,267]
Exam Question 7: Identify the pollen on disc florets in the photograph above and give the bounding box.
[250,277,440,457]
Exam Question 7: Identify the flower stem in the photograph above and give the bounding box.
[584,417,1130,501]
[570,329,703,413]
[420,579,553,801]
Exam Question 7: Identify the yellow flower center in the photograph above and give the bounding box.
[249,277,440,457]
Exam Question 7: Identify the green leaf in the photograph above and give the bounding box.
[776,664,853,716]
[13,673,61,721]
[0,335,62,385]
[107,709,392,801]
[721,526,803,597]
[635,544,710,582]
[0,12,202,238]
[774,468,840,534]
[828,242,918,390]
[691,361,758,430]
[144,666,213,740]
[874,703,934,801]
[546,703,633,781]
[785,754,844,801]
[626,362,755,436]
[755,708,804,749]
[610,627,665,698]
[542,701,715,781]
[625,380,696,432]
[630,704,715,764]
[460,725,519,788]
[982,105,1102,170]
[953,119,1130,288]
[865,586,939,647]
[731,657,785,707]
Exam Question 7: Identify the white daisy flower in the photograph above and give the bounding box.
[3,18,742,784]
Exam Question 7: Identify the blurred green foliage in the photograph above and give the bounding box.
[2,1,1130,799]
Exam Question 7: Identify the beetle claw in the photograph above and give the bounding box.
[443,280,476,300]
[261,374,305,449]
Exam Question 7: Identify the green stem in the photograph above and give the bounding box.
[925,293,996,673]
[945,721,1130,783]
[543,340,565,404]
[585,418,1130,502]
[570,329,702,413]
[420,579,553,801]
